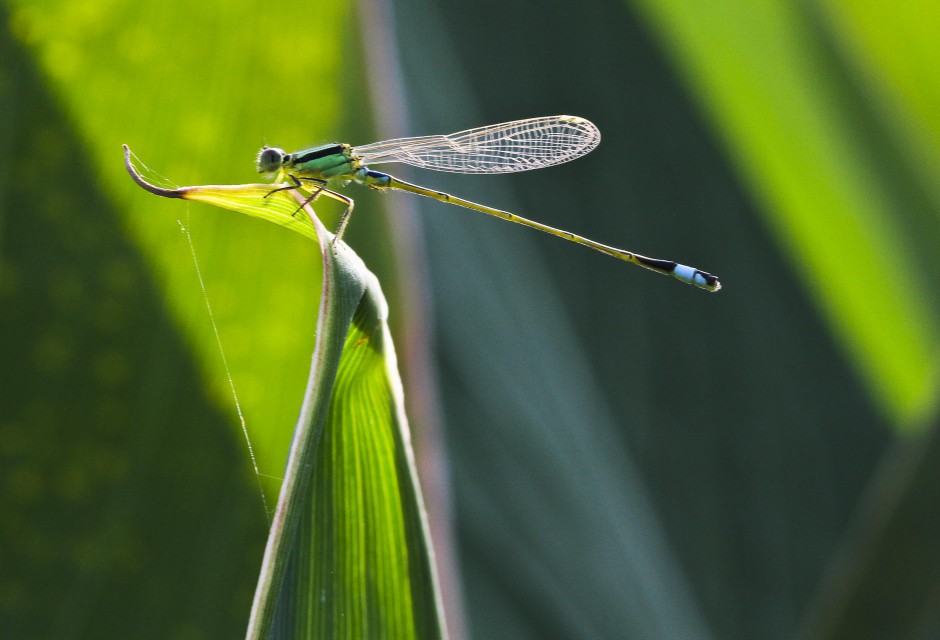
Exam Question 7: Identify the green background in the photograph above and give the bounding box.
[2,0,939,638]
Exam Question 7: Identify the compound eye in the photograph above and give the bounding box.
[256,147,285,174]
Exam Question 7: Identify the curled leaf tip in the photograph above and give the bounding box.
[124,145,185,199]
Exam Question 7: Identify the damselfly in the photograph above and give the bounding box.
[257,116,720,291]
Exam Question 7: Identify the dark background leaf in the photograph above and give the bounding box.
[376,0,924,638]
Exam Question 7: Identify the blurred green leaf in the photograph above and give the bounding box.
[634,0,940,422]
[0,12,267,637]
[821,0,940,195]
[6,0,354,498]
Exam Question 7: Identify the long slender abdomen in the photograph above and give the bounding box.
[363,170,722,291]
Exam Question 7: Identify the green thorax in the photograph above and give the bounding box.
[285,143,361,180]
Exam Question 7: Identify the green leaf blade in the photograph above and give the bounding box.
[301,302,420,637]
[271,251,442,640]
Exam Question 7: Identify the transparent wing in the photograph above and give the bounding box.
[351,115,600,174]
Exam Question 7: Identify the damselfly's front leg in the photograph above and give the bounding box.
[264,176,355,242]
[264,174,322,200]
[264,175,326,217]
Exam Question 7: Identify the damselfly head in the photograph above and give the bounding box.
[256,146,286,174]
